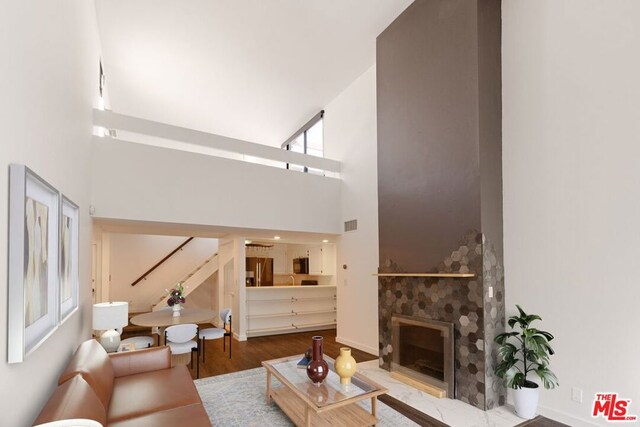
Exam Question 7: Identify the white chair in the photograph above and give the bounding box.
[34,420,103,427]
[121,336,154,350]
[164,324,200,378]
[199,308,232,361]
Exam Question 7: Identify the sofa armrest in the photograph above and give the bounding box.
[108,346,171,377]
[33,375,107,426]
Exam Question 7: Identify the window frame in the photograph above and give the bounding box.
[281,110,324,172]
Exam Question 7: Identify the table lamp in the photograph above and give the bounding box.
[93,302,128,353]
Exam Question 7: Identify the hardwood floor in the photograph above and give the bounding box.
[517,416,569,427]
[123,326,377,379]
[197,328,377,378]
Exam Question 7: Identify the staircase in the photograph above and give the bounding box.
[151,253,219,311]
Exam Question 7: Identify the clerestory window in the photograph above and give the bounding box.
[282,111,324,174]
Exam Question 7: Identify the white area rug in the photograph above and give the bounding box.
[195,367,419,426]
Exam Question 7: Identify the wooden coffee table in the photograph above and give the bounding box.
[262,354,387,427]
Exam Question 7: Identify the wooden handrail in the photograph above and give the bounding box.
[130,237,194,286]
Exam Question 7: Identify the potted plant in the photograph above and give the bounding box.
[495,305,559,419]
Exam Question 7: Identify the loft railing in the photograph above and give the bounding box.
[130,237,194,287]
[93,109,341,175]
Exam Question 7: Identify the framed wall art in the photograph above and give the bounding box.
[60,195,79,323]
[8,164,60,363]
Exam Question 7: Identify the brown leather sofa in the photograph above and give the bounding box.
[33,339,211,426]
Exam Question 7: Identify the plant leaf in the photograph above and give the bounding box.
[508,370,526,389]
[495,332,519,345]
[497,343,518,361]
[507,317,519,329]
[504,366,519,388]
[536,366,559,389]
[537,330,554,342]
[525,314,542,324]
[495,359,517,379]
[496,305,558,389]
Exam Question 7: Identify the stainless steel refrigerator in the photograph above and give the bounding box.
[246,257,274,287]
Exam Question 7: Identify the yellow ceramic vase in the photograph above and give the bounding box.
[335,347,357,385]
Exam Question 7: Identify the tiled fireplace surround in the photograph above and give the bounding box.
[378,230,506,410]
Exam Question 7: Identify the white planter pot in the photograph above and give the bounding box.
[513,384,540,419]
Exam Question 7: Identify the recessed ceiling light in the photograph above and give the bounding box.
[322,239,329,243]
[273,236,281,240]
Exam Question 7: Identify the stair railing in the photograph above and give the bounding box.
[130,237,194,287]
[152,252,219,310]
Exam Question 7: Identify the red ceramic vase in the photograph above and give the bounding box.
[306,336,329,385]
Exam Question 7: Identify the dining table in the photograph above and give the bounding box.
[130,308,216,345]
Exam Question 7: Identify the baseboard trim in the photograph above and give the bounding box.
[537,405,597,427]
[506,396,597,426]
[335,335,378,356]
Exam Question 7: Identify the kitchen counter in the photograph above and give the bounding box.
[245,285,336,337]
[246,285,336,289]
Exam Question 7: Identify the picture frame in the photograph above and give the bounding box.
[8,164,60,364]
[60,195,79,323]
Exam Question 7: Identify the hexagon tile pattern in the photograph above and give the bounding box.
[482,236,506,409]
[378,230,506,410]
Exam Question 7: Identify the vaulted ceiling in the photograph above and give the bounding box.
[95,0,413,147]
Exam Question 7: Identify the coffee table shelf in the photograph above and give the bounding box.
[271,386,377,427]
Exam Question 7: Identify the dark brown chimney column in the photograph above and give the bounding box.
[376,0,504,409]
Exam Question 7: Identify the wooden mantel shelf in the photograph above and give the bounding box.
[373,273,475,278]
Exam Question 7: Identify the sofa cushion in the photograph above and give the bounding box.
[59,339,115,409]
[107,364,202,423]
[109,346,171,378]
[109,403,211,427]
[33,375,107,426]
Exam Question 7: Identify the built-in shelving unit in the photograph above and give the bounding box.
[246,285,336,337]
[373,273,475,278]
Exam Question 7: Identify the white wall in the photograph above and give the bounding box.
[108,234,218,312]
[324,65,380,355]
[183,273,217,311]
[503,1,640,425]
[217,237,246,339]
[91,139,342,234]
[0,1,100,425]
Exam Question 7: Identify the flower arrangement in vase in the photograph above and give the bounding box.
[166,282,187,317]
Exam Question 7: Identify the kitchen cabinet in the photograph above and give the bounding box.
[246,243,336,277]
[308,244,336,276]
[246,285,336,337]
[246,244,289,274]
[272,245,288,274]
[287,245,309,274]
[308,246,322,274]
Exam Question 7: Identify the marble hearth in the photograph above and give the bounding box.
[378,230,506,410]
[358,360,522,427]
